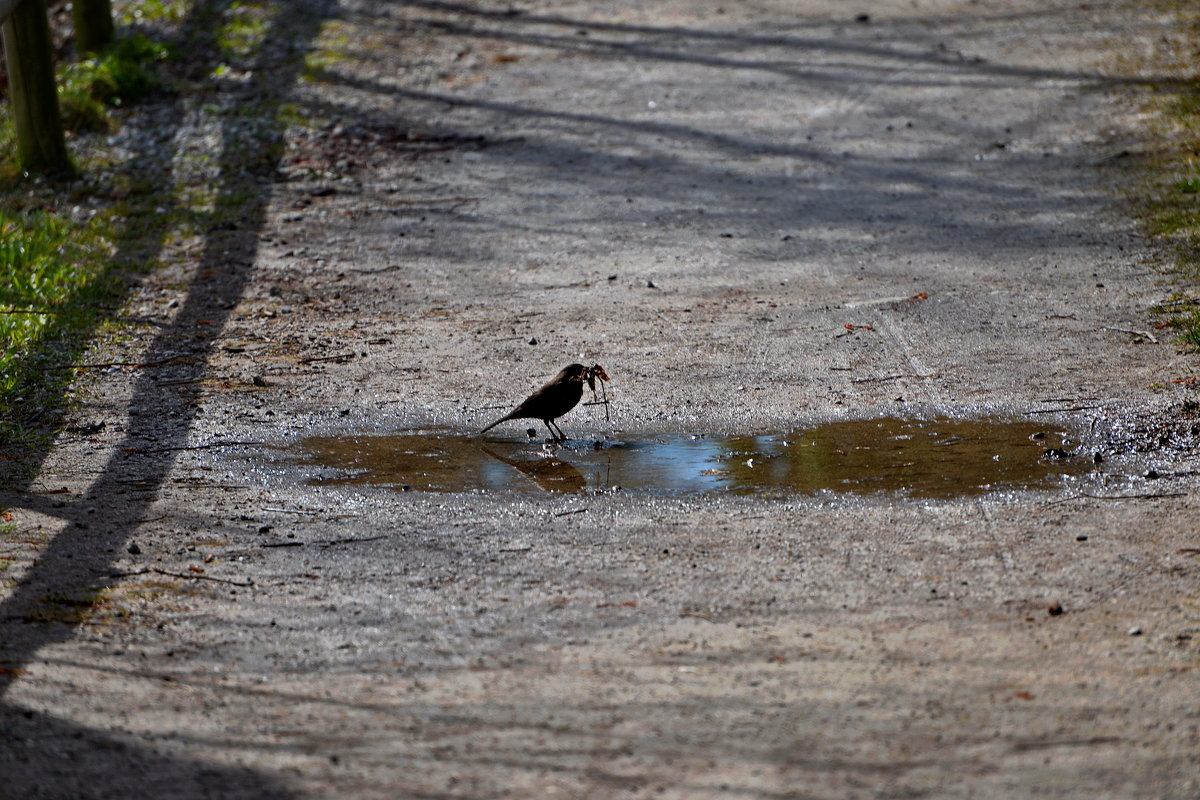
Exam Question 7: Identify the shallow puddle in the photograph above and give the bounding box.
[288,417,1091,498]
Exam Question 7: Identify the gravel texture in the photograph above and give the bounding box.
[2,1,1199,798]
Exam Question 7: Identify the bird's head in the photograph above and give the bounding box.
[560,363,589,382]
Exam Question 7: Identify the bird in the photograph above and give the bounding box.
[480,363,590,442]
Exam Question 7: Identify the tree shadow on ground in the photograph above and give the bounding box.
[0,706,293,800]
[296,0,1178,274]
[0,0,334,795]
[0,1,1187,795]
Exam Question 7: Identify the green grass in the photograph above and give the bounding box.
[118,0,191,25]
[57,34,172,133]
[216,0,276,62]
[0,0,317,465]
[0,210,119,442]
[1141,6,1200,349]
[0,30,173,445]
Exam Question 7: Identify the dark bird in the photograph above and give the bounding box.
[480,363,590,442]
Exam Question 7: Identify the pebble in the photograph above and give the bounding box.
[1128,626,1143,636]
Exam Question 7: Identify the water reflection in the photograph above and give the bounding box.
[290,417,1089,498]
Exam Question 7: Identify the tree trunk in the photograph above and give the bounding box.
[71,0,114,55]
[1,0,74,177]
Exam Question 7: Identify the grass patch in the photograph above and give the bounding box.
[117,0,192,25]
[216,0,276,63]
[57,34,172,133]
[1140,5,1200,349]
[0,209,119,443]
[0,0,321,475]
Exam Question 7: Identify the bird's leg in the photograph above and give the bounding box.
[551,420,568,442]
[543,419,563,443]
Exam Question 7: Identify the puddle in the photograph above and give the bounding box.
[287,417,1092,499]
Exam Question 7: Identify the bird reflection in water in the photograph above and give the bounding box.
[478,446,587,493]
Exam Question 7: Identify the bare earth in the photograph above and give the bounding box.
[3,1,1199,798]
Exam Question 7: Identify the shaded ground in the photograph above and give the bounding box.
[2,1,1200,798]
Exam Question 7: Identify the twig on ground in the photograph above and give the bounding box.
[1103,326,1158,343]
[320,535,386,547]
[300,352,356,363]
[135,440,263,453]
[553,508,588,517]
[1080,492,1187,501]
[849,373,932,384]
[1024,406,1103,415]
[111,567,254,587]
[49,354,189,370]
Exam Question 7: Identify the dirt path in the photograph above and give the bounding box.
[3,1,1199,798]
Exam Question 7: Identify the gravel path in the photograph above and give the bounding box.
[3,1,1199,798]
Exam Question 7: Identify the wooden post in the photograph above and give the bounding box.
[1,0,73,176]
[71,0,114,55]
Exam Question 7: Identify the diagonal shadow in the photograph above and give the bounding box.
[290,1,1171,274]
[1,705,294,800]
[385,0,1187,88]
[0,0,334,793]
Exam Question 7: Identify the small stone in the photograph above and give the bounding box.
[1128,626,1143,636]
[127,541,142,555]
[258,524,273,534]
[1047,601,1064,616]
[1145,469,1160,480]
[1075,534,1088,541]
[528,337,538,345]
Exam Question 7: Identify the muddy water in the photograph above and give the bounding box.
[289,417,1092,498]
